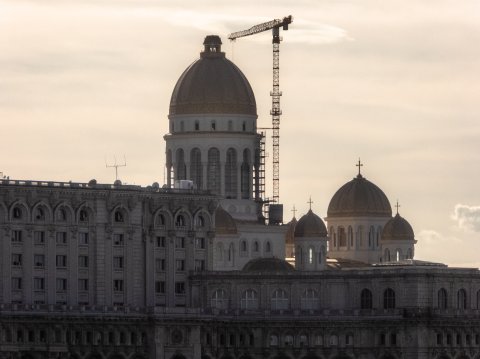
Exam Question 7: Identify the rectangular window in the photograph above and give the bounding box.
[56,278,67,291]
[391,333,397,346]
[176,259,185,271]
[12,277,22,290]
[113,279,124,292]
[155,258,165,272]
[56,255,67,268]
[195,259,205,271]
[12,253,22,266]
[34,231,45,244]
[113,234,124,246]
[155,281,165,294]
[113,256,124,269]
[156,236,166,248]
[12,230,23,242]
[79,232,89,245]
[56,232,67,245]
[195,237,205,249]
[78,255,89,268]
[34,254,45,267]
[175,237,185,249]
[78,278,89,291]
[34,277,45,290]
[175,282,185,295]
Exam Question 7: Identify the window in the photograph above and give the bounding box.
[56,278,67,291]
[253,241,259,252]
[12,277,22,290]
[155,258,165,272]
[271,289,289,310]
[176,259,185,271]
[361,288,373,309]
[380,333,386,345]
[240,240,248,254]
[34,254,45,267]
[56,255,67,268]
[175,237,185,248]
[79,255,89,268]
[114,210,124,223]
[194,121,199,131]
[457,289,467,309]
[175,282,185,295]
[265,241,271,253]
[79,209,88,222]
[308,247,313,264]
[211,120,216,130]
[211,289,228,309]
[228,120,233,131]
[113,256,124,269]
[57,208,67,222]
[56,232,67,245]
[438,288,448,309]
[12,230,23,242]
[79,232,89,245]
[301,288,319,310]
[113,233,124,246]
[34,277,45,290]
[384,288,396,309]
[175,215,186,227]
[13,206,23,219]
[225,148,237,199]
[196,215,205,228]
[113,279,124,292]
[195,259,205,271]
[338,227,346,247]
[156,236,166,247]
[35,207,45,221]
[12,253,22,266]
[195,237,205,249]
[269,334,279,346]
[241,289,258,310]
[78,279,89,291]
[242,121,246,131]
[34,231,45,244]
[391,333,397,346]
[155,281,165,294]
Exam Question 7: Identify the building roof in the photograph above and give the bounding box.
[382,213,415,241]
[169,35,257,116]
[327,174,392,218]
[242,257,295,272]
[215,206,237,235]
[294,210,327,238]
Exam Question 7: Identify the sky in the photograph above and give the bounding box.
[1,0,480,267]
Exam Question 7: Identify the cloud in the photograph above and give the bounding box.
[452,204,480,232]
[417,230,461,244]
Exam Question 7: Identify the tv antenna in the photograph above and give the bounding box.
[105,155,127,181]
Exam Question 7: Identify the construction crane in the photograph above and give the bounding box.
[228,15,292,207]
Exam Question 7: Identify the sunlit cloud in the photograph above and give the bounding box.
[452,204,480,232]
[417,230,461,244]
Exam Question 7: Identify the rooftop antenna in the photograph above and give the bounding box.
[106,155,127,181]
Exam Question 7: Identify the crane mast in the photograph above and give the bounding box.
[228,15,292,208]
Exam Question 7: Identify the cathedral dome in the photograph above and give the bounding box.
[294,210,327,238]
[169,35,257,116]
[327,174,392,218]
[243,257,295,272]
[382,213,415,241]
[215,206,237,235]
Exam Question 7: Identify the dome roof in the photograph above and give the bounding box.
[215,206,237,235]
[243,257,295,272]
[327,174,392,218]
[294,210,327,238]
[169,35,257,116]
[382,213,415,241]
[284,217,297,245]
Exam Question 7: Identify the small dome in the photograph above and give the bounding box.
[294,210,327,238]
[169,36,256,116]
[382,213,415,241]
[327,174,392,218]
[215,206,237,235]
[243,257,295,272]
[284,216,297,245]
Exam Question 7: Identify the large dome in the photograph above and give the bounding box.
[382,213,415,241]
[169,35,257,116]
[327,174,392,218]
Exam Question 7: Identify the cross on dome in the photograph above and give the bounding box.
[356,158,363,177]
[291,205,297,218]
[395,200,401,215]
[307,197,313,211]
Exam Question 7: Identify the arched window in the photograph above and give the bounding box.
[301,288,319,310]
[253,241,259,252]
[194,120,199,131]
[457,289,467,310]
[216,242,224,262]
[175,214,186,227]
[396,249,401,262]
[338,227,346,247]
[196,215,205,228]
[329,334,338,346]
[114,209,124,223]
[348,226,353,247]
[228,120,233,131]
[156,213,166,227]
[357,226,364,247]
[265,241,271,253]
[269,334,279,346]
[241,289,258,310]
[176,148,186,180]
[361,288,373,309]
[384,248,391,262]
[207,148,220,194]
[308,247,314,264]
[240,240,248,255]
[406,248,413,259]
[284,334,294,346]
[227,243,234,263]
[438,288,448,309]
[225,148,237,199]
[369,226,375,248]
[271,289,289,310]
[383,288,395,309]
[79,209,89,223]
[299,334,308,346]
[35,206,46,221]
[314,334,323,346]
[211,289,228,309]
[241,149,251,199]
[190,148,202,189]
[57,207,67,222]
[13,205,23,219]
